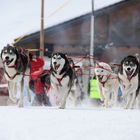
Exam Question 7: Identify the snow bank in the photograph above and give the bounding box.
[0,106,140,140]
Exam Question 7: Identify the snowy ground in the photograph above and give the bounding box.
[0,105,140,140]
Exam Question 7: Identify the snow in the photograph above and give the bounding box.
[0,106,140,140]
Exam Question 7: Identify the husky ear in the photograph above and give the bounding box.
[0,48,4,59]
[119,58,125,75]
[50,54,55,73]
[51,53,54,57]
[59,53,69,75]
[14,47,19,57]
[95,61,100,67]
[135,53,139,62]
[1,52,3,60]
[65,53,68,57]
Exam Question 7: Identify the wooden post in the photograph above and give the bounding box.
[40,0,44,58]
[90,0,94,78]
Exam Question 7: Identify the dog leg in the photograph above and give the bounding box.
[135,97,139,109]
[138,95,140,109]
[112,89,118,107]
[124,94,132,109]
[125,81,138,97]
[74,82,82,106]
[26,79,31,102]
[27,86,31,102]
[8,82,18,104]
[103,91,110,108]
[73,90,79,107]
[18,79,24,107]
[129,92,136,109]
[125,86,138,109]
[59,90,69,109]
[99,86,104,102]
[137,93,140,109]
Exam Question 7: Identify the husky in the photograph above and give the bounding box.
[94,62,119,107]
[118,55,140,109]
[50,52,80,109]
[1,44,31,107]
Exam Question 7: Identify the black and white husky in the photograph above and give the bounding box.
[1,44,31,107]
[50,52,80,109]
[118,55,140,109]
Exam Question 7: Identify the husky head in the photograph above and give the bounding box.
[95,62,112,83]
[51,53,69,74]
[120,55,139,79]
[1,44,18,66]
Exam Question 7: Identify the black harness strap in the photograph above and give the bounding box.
[4,70,20,80]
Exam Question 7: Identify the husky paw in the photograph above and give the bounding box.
[59,106,65,109]
[59,103,66,109]
[10,97,18,104]
[124,106,129,109]
[28,96,32,103]
[7,98,18,106]
[18,101,23,107]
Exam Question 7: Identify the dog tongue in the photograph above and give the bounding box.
[126,70,133,76]
[98,75,103,81]
[3,59,9,64]
[55,64,60,70]
[126,70,133,81]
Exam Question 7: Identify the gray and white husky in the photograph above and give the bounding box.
[1,44,31,107]
[118,55,140,109]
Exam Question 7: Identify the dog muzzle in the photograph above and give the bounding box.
[3,58,13,65]
[54,64,60,70]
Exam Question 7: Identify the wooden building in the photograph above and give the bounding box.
[15,0,140,63]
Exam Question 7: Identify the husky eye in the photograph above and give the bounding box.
[101,70,103,72]
[124,61,128,66]
[96,70,99,72]
[130,62,134,66]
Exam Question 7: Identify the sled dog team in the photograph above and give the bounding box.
[1,44,140,109]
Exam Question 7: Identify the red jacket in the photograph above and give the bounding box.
[33,78,45,94]
[30,57,44,80]
[31,57,44,73]
[30,57,45,94]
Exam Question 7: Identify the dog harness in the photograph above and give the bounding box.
[127,74,133,82]
[4,70,20,80]
[52,72,64,86]
[3,64,26,80]
[100,74,111,87]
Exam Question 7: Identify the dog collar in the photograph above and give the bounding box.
[7,65,16,68]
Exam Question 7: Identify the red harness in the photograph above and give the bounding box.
[100,74,110,87]
[56,77,63,86]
